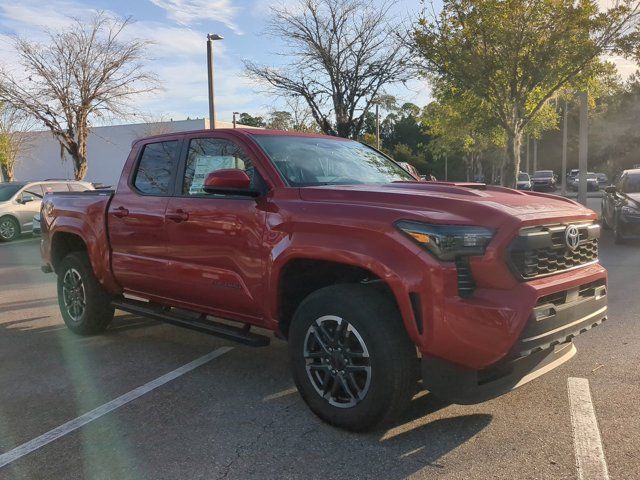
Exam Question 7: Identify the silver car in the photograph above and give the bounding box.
[0,180,94,242]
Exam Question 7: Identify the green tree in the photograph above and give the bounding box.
[239,113,266,128]
[413,0,640,186]
[267,111,293,130]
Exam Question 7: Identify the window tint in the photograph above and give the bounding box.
[22,184,44,198]
[68,183,89,192]
[182,138,259,196]
[43,183,69,193]
[134,141,179,195]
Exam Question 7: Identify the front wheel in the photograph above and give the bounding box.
[57,251,115,335]
[289,284,418,431]
[0,216,19,242]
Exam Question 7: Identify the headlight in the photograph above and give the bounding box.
[396,221,495,261]
[622,206,640,217]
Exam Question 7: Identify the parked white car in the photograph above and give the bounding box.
[0,180,94,242]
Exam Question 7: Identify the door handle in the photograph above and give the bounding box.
[166,209,189,223]
[113,206,129,218]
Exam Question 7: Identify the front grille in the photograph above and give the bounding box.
[509,223,600,280]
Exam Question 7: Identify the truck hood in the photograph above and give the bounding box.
[298,182,595,227]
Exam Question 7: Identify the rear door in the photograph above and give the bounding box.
[163,134,268,322]
[108,139,181,298]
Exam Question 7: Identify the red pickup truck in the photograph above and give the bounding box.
[40,129,607,431]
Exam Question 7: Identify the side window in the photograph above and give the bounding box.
[133,141,180,195]
[43,183,71,193]
[21,184,44,199]
[68,183,88,192]
[182,138,260,196]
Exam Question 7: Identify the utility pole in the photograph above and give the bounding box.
[533,139,538,172]
[206,33,223,130]
[375,103,380,150]
[233,112,240,129]
[578,91,588,206]
[561,100,569,196]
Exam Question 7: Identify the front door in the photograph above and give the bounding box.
[164,135,268,323]
[14,183,45,232]
[108,139,181,298]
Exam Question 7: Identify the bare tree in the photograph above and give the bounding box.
[0,13,158,180]
[245,0,412,139]
[0,103,34,181]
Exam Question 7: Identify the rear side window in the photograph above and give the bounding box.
[133,141,179,195]
[68,183,88,192]
[43,183,70,193]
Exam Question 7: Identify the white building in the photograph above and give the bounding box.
[10,118,257,186]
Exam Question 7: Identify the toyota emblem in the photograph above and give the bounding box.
[565,225,580,250]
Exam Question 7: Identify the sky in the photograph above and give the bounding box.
[0,0,429,125]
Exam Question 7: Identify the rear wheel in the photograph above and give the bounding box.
[57,251,115,335]
[289,284,417,431]
[0,216,19,242]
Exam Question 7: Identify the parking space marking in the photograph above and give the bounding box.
[568,377,610,480]
[0,346,233,469]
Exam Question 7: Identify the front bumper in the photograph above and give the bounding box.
[420,270,607,404]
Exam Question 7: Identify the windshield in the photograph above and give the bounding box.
[0,184,23,201]
[533,171,553,179]
[624,174,640,193]
[517,173,529,181]
[587,173,597,180]
[252,135,415,186]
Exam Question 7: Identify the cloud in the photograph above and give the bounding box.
[148,0,242,33]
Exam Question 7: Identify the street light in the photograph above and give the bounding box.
[232,111,240,129]
[206,33,224,129]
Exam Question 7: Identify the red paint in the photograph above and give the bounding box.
[41,128,607,371]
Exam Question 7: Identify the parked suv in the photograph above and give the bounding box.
[40,129,607,431]
[531,170,557,191]
[0,180,93,242]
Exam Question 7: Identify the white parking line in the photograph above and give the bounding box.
[0,346,233,469]
[568,377,610,480]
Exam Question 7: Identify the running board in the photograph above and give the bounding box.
[112,298,271,347]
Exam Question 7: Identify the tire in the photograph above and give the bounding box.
[289,284,417,431]
[57,251,115,335]
[0,216,19,242]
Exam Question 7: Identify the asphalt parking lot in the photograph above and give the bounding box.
[1,198,639,479]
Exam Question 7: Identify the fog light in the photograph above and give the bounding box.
[535,307,554,321]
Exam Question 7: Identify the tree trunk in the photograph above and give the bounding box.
[1,162,14,182]
[504,130,523,188]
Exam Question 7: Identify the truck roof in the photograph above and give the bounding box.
[133,128,352,145]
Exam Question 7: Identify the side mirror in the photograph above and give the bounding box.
[20,195,35,204]
[604,186,616,194]
[203,169,260,197]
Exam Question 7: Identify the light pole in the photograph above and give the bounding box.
[233,111,240,129]
[207,33,223,130]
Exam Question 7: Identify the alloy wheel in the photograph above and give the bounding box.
[303,315,372,408]
[62,268,86,322]
[0,218,16,240]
